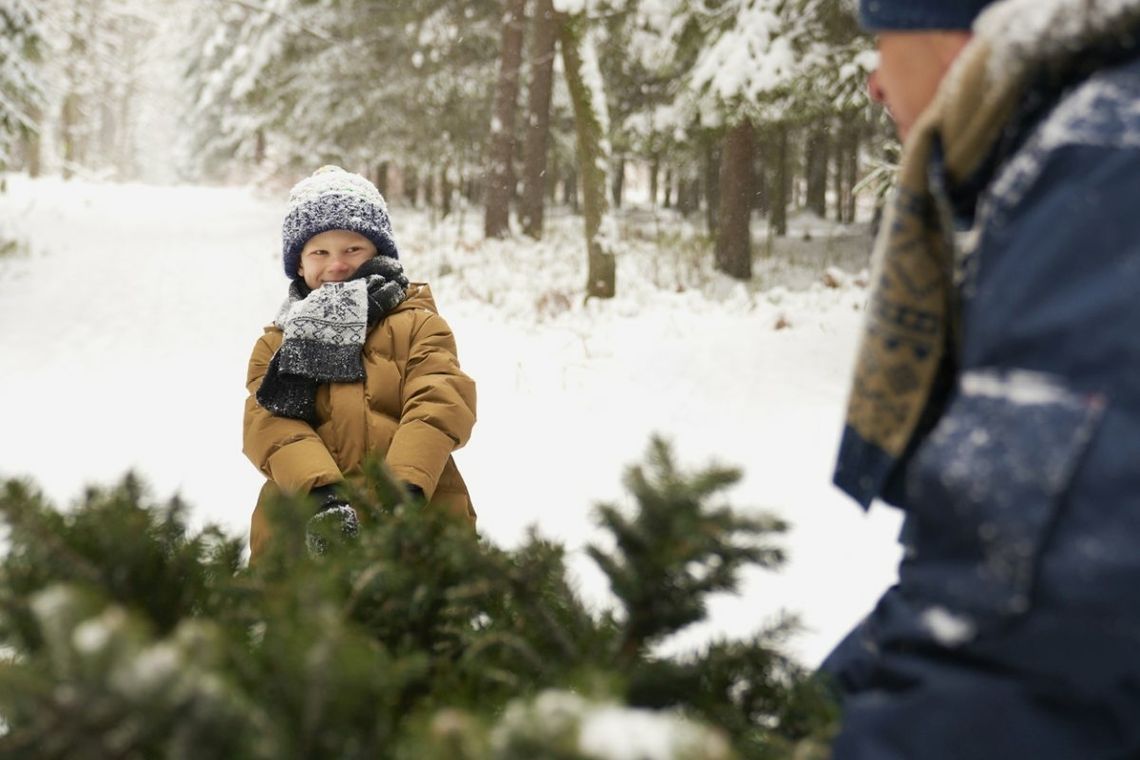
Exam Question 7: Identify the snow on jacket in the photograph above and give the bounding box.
[243,282,476,560]
[824,4,1140,758]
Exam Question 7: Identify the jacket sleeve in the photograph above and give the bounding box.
[385,312,476,498]
[242,331,342,494]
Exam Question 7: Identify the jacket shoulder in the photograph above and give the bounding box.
[258,325,283,348]
[985,57,1140,222]
[394,282,441,316]
[1041,57,1140,149]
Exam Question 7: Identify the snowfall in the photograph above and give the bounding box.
[0,174,902,669]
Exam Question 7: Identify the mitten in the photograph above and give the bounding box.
[402,482,425,503]
[305,485,359,557]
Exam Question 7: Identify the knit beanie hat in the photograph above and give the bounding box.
[281,165,398,280]
[858,0,996,31]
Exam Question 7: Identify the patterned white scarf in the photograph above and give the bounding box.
[256,256,408,424]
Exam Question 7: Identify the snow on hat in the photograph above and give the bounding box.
[858,0,996,31]
[281,165,398,280]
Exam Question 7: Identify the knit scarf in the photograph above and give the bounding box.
[256,256,409,424]
[835,0,1140,507]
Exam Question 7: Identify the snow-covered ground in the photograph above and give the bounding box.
[0,175,901,667]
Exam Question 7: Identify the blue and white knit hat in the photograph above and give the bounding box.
[859,0,996,31]
[281,165,398,280]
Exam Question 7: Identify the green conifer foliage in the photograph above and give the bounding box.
[0,439,836,758]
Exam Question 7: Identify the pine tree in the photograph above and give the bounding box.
[0,0,43,175]
[0,440,837,758]
[185,0,501,189]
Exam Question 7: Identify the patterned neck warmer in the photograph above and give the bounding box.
[256,256,409,424]
[834,0,1140,507]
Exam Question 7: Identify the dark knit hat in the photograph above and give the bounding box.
[281,165,398,280]
[858,0,996,31]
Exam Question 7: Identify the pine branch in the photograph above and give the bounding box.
[588,437,788,663]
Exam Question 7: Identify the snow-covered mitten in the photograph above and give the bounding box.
[305,487,359,557]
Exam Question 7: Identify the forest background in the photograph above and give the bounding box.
[0,0,892,287]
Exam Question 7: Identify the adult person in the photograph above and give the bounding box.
[824,0,1140,756]
[243,165,476,560]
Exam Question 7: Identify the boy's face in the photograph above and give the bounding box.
[297,229,378,290]
[867,31,972,140]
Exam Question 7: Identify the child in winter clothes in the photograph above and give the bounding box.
[242,165,476,560]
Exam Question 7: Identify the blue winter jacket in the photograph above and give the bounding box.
[823,43,1140,760]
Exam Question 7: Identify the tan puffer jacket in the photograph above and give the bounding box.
[243,282,476,560]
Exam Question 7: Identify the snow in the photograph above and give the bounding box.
[690,4,791,103]
[552,0,589,13]
[577,703,730,760]
[961,370,1077,407]
[73,609,124,654]
[493,689,731,760]
[29,585,76,631]
[977,0,1140,84]
[578,28,611,140]
[115,640,183,696]
[0,175,902,668]
[920,606,976,648]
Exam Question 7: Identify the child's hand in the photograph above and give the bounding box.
[402,482,425,505]
[306,485,359,557]
[305,503,359,557]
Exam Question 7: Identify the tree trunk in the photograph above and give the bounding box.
[649,157,659,207]
[844,124,860,223]
[440,166,453,219]
[547,160,559,203]
[99,98,117,176]
[715,119,754,280]
[663,167,673,208]
[374,161,389,196]
[254,130,267,165]
[611,157,624,209]
[483,0,527,238]
[833,123,846,222]
[703,136,720,236]
[677,175,697,215]
[558,11,615,298]
[24,103,42,177]
[771,123,789,237]
[520,0,557,239]
[564,168,578,212]
[61,4,88,179]
[405,167,419,207]
[753,141,769,216]
[61,93,80,179]
[425,169,438,211]
[805,124,829,218]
